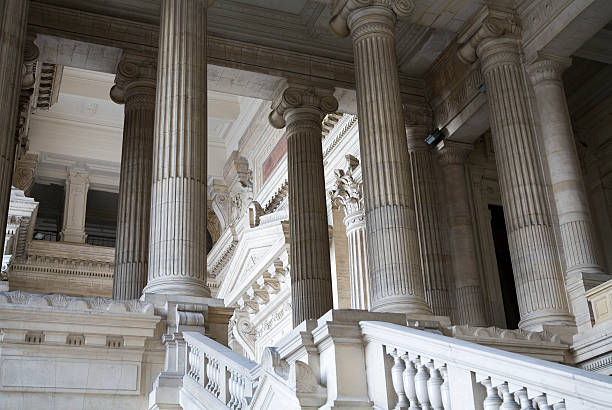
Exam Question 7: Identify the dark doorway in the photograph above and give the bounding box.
[31,183,65,241]
[489,204,521,329]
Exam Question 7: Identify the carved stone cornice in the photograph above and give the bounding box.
[457,15,520,65]
[527,55,571,87]
[436,140,473,167]
[329,0,415,37]
[110,54,157,104]
[329,155,363,218]
[269,84,338,129]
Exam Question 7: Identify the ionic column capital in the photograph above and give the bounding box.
[527,55,572,88]
[329,155,363,220]
[269,84,338,129]
[457,15,520,65]
[329,0,414,38]
[436,140,473,167]
[110,54,157,104]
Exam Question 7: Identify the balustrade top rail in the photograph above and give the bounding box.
[360,321,612,408]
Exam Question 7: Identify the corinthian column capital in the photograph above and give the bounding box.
[457,15,520,65]
[269,84,338,129]
[329,155,363,219]
[527,55,571,87]
[110,54,157,104]
[329,0,414,37]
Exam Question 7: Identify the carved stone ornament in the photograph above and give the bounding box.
[329,154,363,217]
[269,85,338,129]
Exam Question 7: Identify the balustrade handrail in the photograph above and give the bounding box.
[361,321,612,409]
[183,331,258,376]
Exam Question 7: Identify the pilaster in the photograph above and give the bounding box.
[330,0,431,315]
[111,53,157,300]
[437,140,487,326]
[269,82,338,327]
[60,168,89,243]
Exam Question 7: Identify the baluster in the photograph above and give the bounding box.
[401,353,421,410]
[481,378,502,410]
[205,354,214,392]
[236,373,246,409]
[426,362,444,410]
[440,366,451,410]
[515,388,535,410]
[214,360,221,396]
[201,351,208,388]
[498,383,519,410]
[534,395,552,410]
[414,357,432,410]
[228,370,236,408]
[390,348,409,409]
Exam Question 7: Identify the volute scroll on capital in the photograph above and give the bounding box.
[329,0,415,37]
[110,55,157,104]
[268,85,338,129]
[457,16,520,65]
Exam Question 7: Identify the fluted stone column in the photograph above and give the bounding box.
[0,0,29,257]
[330,155,371,310]
[269,83,338,326]
[404,103,452,317]
[330,0,431,314]
[110,55,156,300]
[458,17,573,330]
[60,169,89,243]
[437,141,488,326]
[528,56,610,330]
[144,0,209,297]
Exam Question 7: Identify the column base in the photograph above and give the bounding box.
[518,311,576,332]
[143,278,211,298]
[370,295,432,316]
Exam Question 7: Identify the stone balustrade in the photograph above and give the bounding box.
[182,331,259,410]
[362,321,612,410]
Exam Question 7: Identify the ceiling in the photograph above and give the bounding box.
[32,0,485,76]
[28,67,267,192]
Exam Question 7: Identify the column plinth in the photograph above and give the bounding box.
[270,84,338,327]
[144,0,210,297]
[460,21,574,330]
[330,156,370,310]
[330,0,431,314]
[437,141,487,326]
[528,56,610,330]
[111,55,157,300]
[0,0,29,258]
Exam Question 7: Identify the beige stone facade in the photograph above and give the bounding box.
[1,0,612,409]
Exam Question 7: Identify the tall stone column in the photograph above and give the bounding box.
[330,155,371,310]
[458,17,574,331]
[269,83,338,327]
[404,103,452,317]
[60,168,89,243]
[329,0,431,314]
[110,54,157,300]
[0,0,29,257]
[527,56,610,330]
[143,0,210,297]
[437,141,488,326]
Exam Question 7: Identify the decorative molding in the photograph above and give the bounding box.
[323,114,358,159]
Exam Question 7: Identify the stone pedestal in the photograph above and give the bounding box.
[111,54,157,300]
[144,0,210,297]
[330,0,431,315]
[404,103,452,317]
[269,83,338,327]
[458,17,574,331]
[0,0,29,257]
[528,56,611,331]
[60,168,89,243]
[330,155,370,310]
[437,141,487,326]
